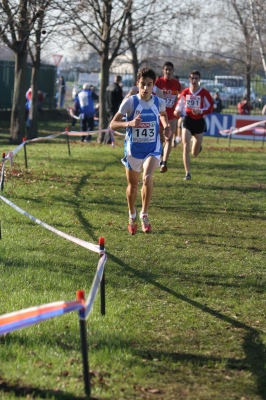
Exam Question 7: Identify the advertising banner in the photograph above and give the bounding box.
[204,113,266,141]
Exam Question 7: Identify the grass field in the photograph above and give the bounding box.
[0,124,265,400]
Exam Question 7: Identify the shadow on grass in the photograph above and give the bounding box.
[108,252,266,399]
[0,377,94,400]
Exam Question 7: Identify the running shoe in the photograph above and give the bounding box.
[183,173,192,180]
[128,213,137,235]
[140,214,152,233]
[160,161,167,173]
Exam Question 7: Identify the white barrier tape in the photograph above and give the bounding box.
[28,132,64,143]
[66,129,108,136]
[84,253,107,320]
[219,127,234,137]
[220,120,266,135]
[67,129,126,137]
[0,299,83,336]
[253,128,266,135]
[8,141,25,157]
[0,194,101,254]
[1,127,125,175]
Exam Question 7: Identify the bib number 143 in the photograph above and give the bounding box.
[132,122,156,142]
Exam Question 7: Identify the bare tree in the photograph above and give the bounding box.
[56,0,133,142]
[249,0,266,76]
[0,0,53,143]
[125,0,199,82]
[196,0,264,101]
[27,4,62,139]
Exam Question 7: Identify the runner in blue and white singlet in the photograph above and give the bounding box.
[110,67,171,235]
[119,94,165,170]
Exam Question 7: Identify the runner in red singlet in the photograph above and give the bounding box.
[155,62,181,173]
[174,70,213,180]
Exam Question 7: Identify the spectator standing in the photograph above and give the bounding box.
[213,92,223,113]
[105,75,124,144]
[25,93,32,133]
[77,83,98,142]
[58,76,66,108]
[25,88,44,133]
[237,96,252,115]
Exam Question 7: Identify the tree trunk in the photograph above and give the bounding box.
[249,0,266,76]
[131,50,139,84]
[10,46,28,144]
[246,66,251,101]
[98,53,111,143]
[127,12,139,83]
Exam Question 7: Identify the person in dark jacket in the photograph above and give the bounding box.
[213,92,223,113]
[105,75,124,143]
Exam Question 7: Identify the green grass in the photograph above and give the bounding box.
[0,123,266,399]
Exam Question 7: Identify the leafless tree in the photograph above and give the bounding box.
[0,0,54,143]
[197,0,265,100]
[56,0,134,141]
[249,0,266,76]
[27,6,63,139]
[125,0,199,82]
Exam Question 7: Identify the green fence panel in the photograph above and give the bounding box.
[0,61,56,110]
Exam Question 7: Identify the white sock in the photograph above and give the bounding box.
[140,211,148,218]
[129,211,136,219]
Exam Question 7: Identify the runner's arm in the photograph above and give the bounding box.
[159,110,172,139]
[110,112,142,130]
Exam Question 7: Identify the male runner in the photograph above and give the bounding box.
[110,68,171,234]
[155,62,181,172]
[174,70,213,180]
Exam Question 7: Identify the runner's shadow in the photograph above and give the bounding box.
[108,252,266,399]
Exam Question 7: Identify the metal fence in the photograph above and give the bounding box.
[107,69,266,115]
[0,61,57,110]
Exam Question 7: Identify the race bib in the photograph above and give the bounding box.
[186,95,201,109]
[164,94,176,108]
[132,121,156,143]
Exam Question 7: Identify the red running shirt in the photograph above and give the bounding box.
[176,87,213,119]
[155,77,181,120]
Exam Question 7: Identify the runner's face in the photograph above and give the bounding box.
[163,66,173,80]
[137,77,154,100]
[189,74,200,89]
